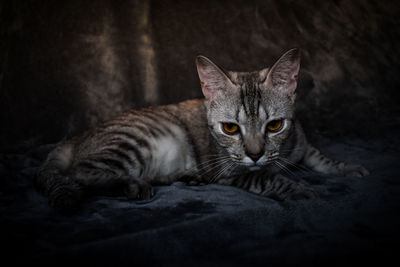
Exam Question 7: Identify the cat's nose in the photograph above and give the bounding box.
[247,151,263,162]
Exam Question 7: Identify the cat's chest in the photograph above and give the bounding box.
[146,126,196,182]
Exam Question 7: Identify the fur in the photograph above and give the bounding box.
[36,49,369,213]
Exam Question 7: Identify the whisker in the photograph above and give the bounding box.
[274,160,298,179]
[211,161,236,183]
[185,156,231,174]
[226,162,239,177]
[195,158,232,174]
[210,161,235,184]
[278,157,314,173]
[203,154,231,159]
[194,159,229,172]
[192,159,233,183]
[209,163,229,184]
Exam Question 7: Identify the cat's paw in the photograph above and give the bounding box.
[49,184,84,214]
[178,174,206,186]
[188,180,206,186]
[288,185,319,200]
[265,184,319,201]
[342,163,370,177]
[124,182,154,200]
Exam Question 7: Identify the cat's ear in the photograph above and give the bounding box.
[196,56,234,100]
[265,48,300,95]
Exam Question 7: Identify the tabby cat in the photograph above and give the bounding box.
[36,49,369,213]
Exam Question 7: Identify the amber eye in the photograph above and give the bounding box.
[266,120,283,132]
[222,123,240,135]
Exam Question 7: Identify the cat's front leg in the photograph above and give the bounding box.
[124,178,154,200]
[261,173,319,200]
[73,164,155,201]
[302,145,369,177]
[217,172,318,201]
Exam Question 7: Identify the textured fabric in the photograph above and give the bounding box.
[1,134,399,266]
[1,1,399,266]
[1,0,400,152]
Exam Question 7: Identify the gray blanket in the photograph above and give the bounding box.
[1,134,399,266]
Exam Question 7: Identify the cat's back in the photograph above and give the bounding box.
[70,99,209,180]
[75,99,204,148]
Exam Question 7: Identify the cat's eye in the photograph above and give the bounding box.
[266,119,283,132]
[222,123,240,135]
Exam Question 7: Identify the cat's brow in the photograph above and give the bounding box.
[240,80,262,118]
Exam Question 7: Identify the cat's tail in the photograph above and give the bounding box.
[34,143,83,214]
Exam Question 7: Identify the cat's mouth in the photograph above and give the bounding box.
[231,154,276,171]
[241,155,278,171]
[248,165,262,171]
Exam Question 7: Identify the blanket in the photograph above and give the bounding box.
[1,135,399,266]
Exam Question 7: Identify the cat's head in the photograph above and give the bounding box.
[196,49,300,171]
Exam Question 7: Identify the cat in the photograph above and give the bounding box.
[35,48,369,213]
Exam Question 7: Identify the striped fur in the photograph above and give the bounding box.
[36,49,369,213]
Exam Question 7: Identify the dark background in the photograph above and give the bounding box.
[2,0,400,152]
[1,1,400,266]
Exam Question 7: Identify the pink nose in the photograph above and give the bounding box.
[247,152,263,162]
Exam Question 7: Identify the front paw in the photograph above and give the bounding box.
[124,182,154,200]
[264,183,319,201]
[289,185,319,200]
[342,163,370,177]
